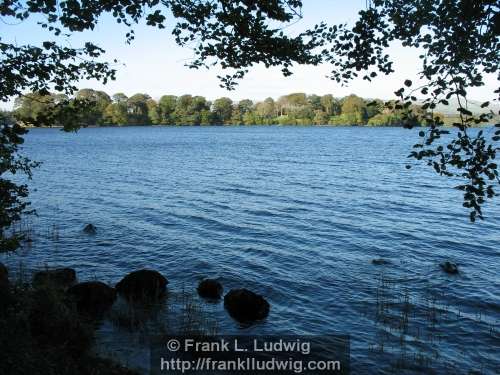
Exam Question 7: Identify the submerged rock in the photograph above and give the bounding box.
[83,224,97,234]
[197,279,223,300]
[67,281,116,314]
[115,269,168,299]
[440,261,459,274]
[33,267,76,288]
[372,258,391,265]
[224,288,270,323]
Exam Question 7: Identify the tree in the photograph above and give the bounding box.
[200,110,215,125]
[284,93,308,108]
[190,96,210,124]
[127,94,151,124]
[0,111,14,126]
[230,106,244,125]
[147,99,161,125]
[255,98,277,123]
[313,110,329,125]
[367,113,403,127]
[238,99,254,115]
[174,95,193,125]
[340,95,368,125]
[320,94,340,117]
[158,95,177,124]
[0,122,39,251]
[307,94,322,111]
[13,89,438,127]
[276,93,313,122]
[112,93,128,104]
[231,99,254,124]
[365,99,384,119]
[14,93,60,125]
[75,89,111,125]
[103,102,128,125]
[212,97,233,124]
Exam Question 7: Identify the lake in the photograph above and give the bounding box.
[2,126,499,374]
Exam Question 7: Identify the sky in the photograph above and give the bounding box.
[1,1,497,109]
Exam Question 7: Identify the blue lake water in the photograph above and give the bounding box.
[2,126,499,374]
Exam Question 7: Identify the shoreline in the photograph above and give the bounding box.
[20,123,495,129]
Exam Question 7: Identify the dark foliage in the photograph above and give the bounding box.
[0,121,39,252]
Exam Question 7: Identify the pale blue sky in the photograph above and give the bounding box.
[2,1,497,108]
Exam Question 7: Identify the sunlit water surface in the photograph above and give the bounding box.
[2,126,499,374]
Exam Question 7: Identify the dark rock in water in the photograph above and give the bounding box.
[33,268,76,288]
[440,261,459,274]
[67,281,116,314]
[0,263,8,288]
[197,279,223,300]
[372,258,391,265]
[224,288,270,323]
[83,223,97,234]
[116,269,168,299]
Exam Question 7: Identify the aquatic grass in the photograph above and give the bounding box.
[3,213,64,250]
[3,215,35,250]
[371,272,498,374]
[109,297,166,335]
[47,223,60,241]
[109,287,217,339]
[174,287,219,337]
[12,261,30,287]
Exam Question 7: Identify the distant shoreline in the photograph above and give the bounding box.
[21,123,494,129]
[13,91,499,129]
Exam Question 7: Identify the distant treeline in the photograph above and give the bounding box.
[12,90,435,127]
